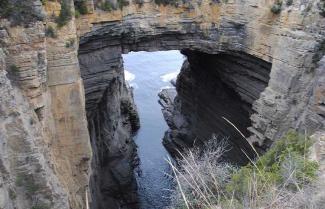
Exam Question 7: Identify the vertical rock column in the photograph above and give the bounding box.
[44,1,92,208]
[78,44,140,209]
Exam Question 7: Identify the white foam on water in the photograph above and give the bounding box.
[159,86,175,92]
[125,70,136,82]
[160,71,179,83]
[129,83,139,89]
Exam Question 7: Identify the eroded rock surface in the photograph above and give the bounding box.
[0,0,324,209]
[79,46,140,208]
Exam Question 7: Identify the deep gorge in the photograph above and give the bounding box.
[78,39,273,207]
[0,1,324,209]
[67,2,325,206]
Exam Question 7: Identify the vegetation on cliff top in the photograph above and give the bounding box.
[56,0,73,27]
[169,131,321,209]
[0,0,44,25]
[74,0,89,16]
[154,0,179,6]
[96,0,129,11]
[271,0,282,14]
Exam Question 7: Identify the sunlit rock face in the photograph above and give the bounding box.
[0,0,324,209]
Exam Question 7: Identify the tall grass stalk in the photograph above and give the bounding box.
[167,131,321,209]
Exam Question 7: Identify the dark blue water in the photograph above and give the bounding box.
[122,51,184,209]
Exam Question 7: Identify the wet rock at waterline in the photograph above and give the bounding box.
[158,88,193,157]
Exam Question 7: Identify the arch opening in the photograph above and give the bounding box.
[78,33,272,208]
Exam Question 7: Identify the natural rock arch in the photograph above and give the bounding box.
[76,2,325,208]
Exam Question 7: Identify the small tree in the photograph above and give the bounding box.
[74,0,88,15]
[271,1,282,14]
[56,0,73,27]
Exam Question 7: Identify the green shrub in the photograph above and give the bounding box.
[56,0,72,27]
[99,1,114,11]
[15,175,23,187]
[10,65,20,72]
[0,0,44,25]
[74,0,88,15]
[134,0,144,7]
[227,130,318,198]
[0,0,10,17]
[312,40,325,64]
[31,202,51,209]
[271,1,282,14]
[65,38,75,48]
[15,174,40,196]
[9,189,16,200]
[170,131,320,209]
[117,0,129,9]
[286,0,293,6]
[318,0,325,17]
[45,26,57,38]
[154,0,178,6]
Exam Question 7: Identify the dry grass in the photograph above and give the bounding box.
[167,132,324,209]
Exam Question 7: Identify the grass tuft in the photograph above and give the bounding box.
[169,131,321,209]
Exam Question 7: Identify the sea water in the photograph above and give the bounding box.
[122,50,184,209]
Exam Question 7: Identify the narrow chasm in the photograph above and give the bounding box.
[123,50,184,208]
[78,43,272,209]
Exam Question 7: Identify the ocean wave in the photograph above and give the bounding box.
[160,71,179,83]
[129,83,139,89]
[159,85,175,92]
[125,70,135,82]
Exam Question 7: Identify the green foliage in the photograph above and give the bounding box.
[65,38,75,48]
[312,40,325,64]
[74,0,88,15]
[318,0,325,17]
[286,0,293,6]
[26,180,40,194]
[9,189,16,200]
[97,0,129,11]
[56,0,73,27]
[45,26,57,38]
[117,0,129,9]
[0,0,10,17]
[134,0,144,7]
[15,174,40,196]
[271,1,282,14]
[226,130,319,198]
[154,0,178,6]
[10,65,20,72]
[0,0,44,25]
[31,202,51,209]
[99,1,114,11]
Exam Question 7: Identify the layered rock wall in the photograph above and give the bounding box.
[79,0,325,147]
[1,1,92,208]
[0,0,324,209]
[79,45,140,208]
[161,50,272,163]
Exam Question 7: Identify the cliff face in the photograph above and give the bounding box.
[160,51,272,164]
[79,0,325,160]
[0,1,91,208]
[78,0,325,146]
[79,44,140,208]
[0,0,324,209]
